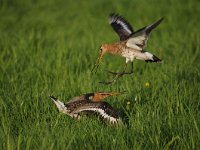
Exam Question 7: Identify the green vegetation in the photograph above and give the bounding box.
[0,0,199,149]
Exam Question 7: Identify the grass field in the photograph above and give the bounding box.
[0,0,200,149]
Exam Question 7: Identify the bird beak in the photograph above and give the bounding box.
[91,49,104,73]
[93,92,124,102]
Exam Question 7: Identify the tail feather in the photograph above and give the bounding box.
[49,95,66,112]
[144,52,162,63]
[152,55,162,62]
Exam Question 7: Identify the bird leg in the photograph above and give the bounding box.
[99,62,133,85]
[107,62,133,75]
[99,74,123,85]
[91,49,104,73]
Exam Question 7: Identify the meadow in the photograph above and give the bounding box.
[0,0,200,149]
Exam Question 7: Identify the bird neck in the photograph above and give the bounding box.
[104,43,121,55]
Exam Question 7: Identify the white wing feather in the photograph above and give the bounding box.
[126,34,147,51]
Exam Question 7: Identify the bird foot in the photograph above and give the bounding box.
[99,80,116,85]
[100,70,133,85]
[99,74,121,85]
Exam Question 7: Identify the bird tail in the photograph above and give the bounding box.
[49,95,66,113]
[144,52,162,62]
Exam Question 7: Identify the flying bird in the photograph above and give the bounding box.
[49,92,123,125]
[92,14,163,84]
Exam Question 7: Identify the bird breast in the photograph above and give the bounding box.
[121,48,137,60]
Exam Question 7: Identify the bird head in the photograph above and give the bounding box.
[100,44,109,52]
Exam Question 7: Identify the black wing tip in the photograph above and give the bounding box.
[159,17,164,21]
[49,95,57,100]
[109,13,127,21]
[157,17,164,25]
[109,13,120,22]
[145,17,164,34]
[108,13,134,40]
[109,13,119,17]
[153,17,164,28]
[152,17,164,25]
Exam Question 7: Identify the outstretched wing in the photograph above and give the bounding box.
[126,17,164,51]
[71,101,120,124]
[109,13,134,41]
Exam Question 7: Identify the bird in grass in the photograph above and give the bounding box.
[92,14,164,84]
[49,92,123,125]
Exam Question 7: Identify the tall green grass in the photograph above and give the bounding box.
[0,0,200,149]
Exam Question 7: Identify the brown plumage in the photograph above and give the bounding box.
[49,92,123,125]
[92,13,163,84]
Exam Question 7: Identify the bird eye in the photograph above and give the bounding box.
[89,96,93,100]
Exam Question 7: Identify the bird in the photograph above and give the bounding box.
[49,92,123,125]
[91,13,164,84]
